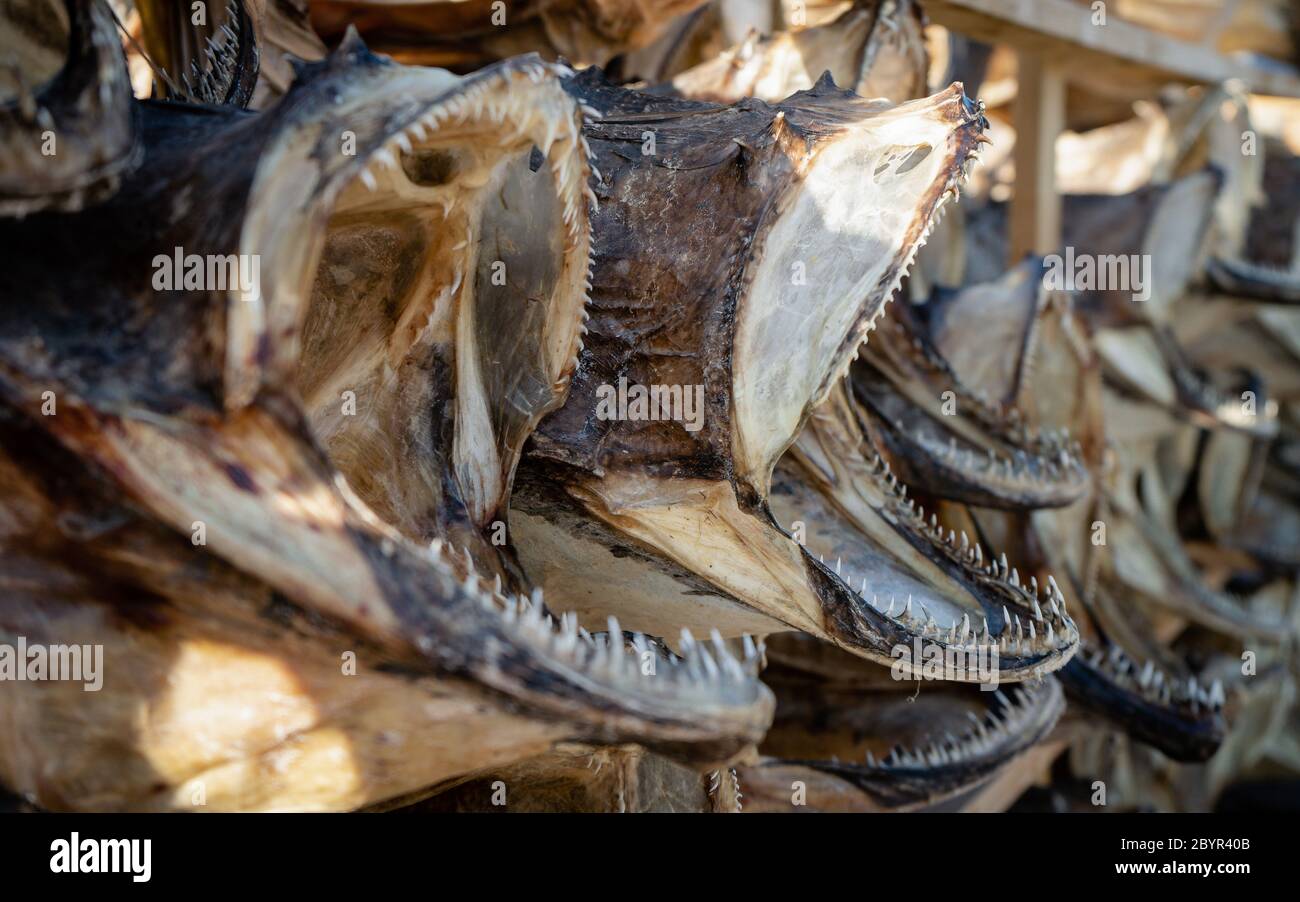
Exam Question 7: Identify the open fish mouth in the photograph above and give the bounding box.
[509,69,1077,683]
[0,34,775,810]
[852,321,1086,512]
[250,38,601,591]
[3,2,1290,818]
[738,635,1064,810]
[852,262,1092,511]
[0,400,770,809]
[849,362,1091,510]
[771,380,1080,680]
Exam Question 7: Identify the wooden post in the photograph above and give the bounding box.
[1008,52,1065,265]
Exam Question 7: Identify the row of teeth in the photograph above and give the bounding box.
[886,320,1084,453]
[922,432,1086,483]
[865,683,1047,769]
[426,539,765,690]
[706,768,743,813]
[816,538,1073,655]
[352,61,594,232]
[349,60,599,385]
[1085,643,1225,711]
[853,448,1077,647]
[176,1,245,104]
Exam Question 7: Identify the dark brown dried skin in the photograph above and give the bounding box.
[0,42,776,811]
[534,71,986,491]
[532,81,791,484]
[0,0,141,216]
[1021,492,1229,762]
[1049,548,1229,763]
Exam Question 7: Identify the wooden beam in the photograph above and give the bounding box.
[1008,52,1064,264]
[925,0,1300,98]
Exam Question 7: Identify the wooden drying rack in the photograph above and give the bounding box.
[924,0,1300,267]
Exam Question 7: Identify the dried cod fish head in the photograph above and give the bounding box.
[753,254,1093,685]
[263,37,600,591]
[971,167,1273,436]
[510,71,1075,682]
[736,633,1065,810]
[773,379,1080,681]
[1039,506,1231,763]
[1060,167,1274,440]
[852,259,1092,510]
[1056,587,1227,764]
[0,0,140,216]
[1101,450,1289,641]
[1015,325,1232,762]
[671,0,928,106]
[0,37,774,810]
